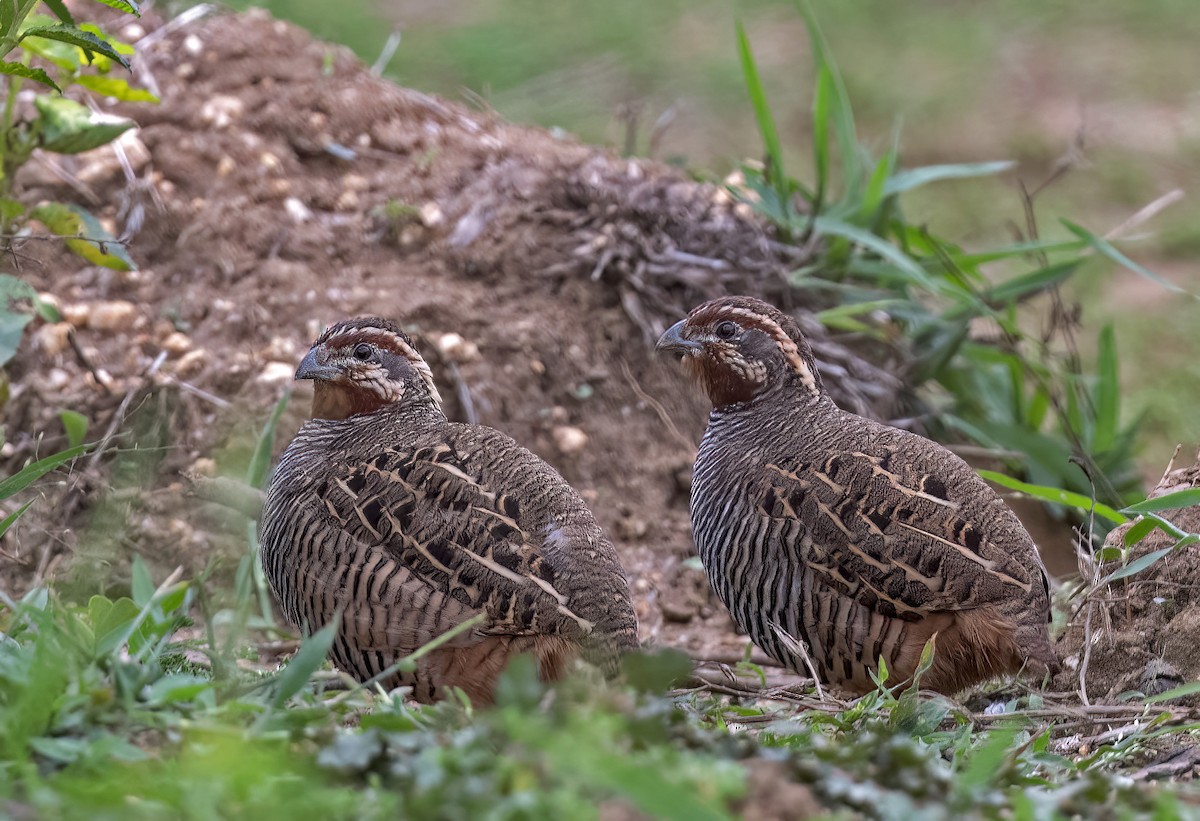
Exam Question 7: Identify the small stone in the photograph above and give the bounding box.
[335,190,360,211]
[435,332,480,364]
[259,152,282,172]
[88,301,138,332]
[342,173,369,192]
[420,202,443,228]
[175,349,207,376]
[216,156,237,177]
[530,359,545,375]
[200,94,245,129]
[257,361,295,386]
[551,425,588,455]
[190,457,217,477]
[33,322,71,356]
[61,304,89,328]
[45,368,70,390]
[183,34,203,55]
[616,515,649,540]
[284,197,312,223]
[161,332,192,356]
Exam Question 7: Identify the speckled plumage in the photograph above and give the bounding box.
[259,318,638,703]
[659,296,1058,694]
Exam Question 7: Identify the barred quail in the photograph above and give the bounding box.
[657,296,1058,695]
[259,317,639,704]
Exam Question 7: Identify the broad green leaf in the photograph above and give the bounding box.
[735,20,785,197]
[32,293,61,322]
[882,161,1015,197]
[1062,219,1190,295]
[130,555,154,605]
[40,0,75,26]
[58,409,88,447]
[1093,324,1119,453]
[17,33,80,71]
[0,0,14,32]
[0,274,36,367]
[0,443,88,501]
[19,24,130,68]
[33,96,134,154]
[30,202,135,270]
[90,0,140,15]
[90,595,141,655]
[247,390,290,488]
[976,469,1128,525]
[75,74,159,103]
[0,60,60,92]
[1123,487,1200,514]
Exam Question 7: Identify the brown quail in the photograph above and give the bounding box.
[259,317,639,704]
[657,295,1058,695]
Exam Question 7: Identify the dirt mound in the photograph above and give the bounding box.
[3,8,906,657]
[1058,450,1200,701]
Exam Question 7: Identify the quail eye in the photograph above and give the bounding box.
[352,343,374,361]
[716,321,738,340]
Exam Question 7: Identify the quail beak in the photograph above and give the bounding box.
[655,320,703,358]
[294,347,340,381]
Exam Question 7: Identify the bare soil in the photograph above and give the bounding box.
[1,7,905,663]
[1058,449,1200,702]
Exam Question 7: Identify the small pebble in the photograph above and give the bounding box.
[552,425,588,455]
[88,301,138,332]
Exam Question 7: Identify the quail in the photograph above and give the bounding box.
[259,317,639,704]
[657,295,1058,695]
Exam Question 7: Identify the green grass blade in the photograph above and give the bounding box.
[812,216,939,293]
[983,259,1081,305]
[953,238,1088,267]
[1146,681,1200,704]
[1061,219,1191,295]
[0,443,88,501]
[793,0,861,196]
[247,390,290,488]
[976,469,1128,525]
[1093,324,1119,454]
[0,500,34,539]
[267,616,340,712]
[882,161,1015,198]
[1100,543,1184,585]
[811,63,833,210]
[735,19,785,192]
[1123,488,1200,514]
[1122,516,1160,547]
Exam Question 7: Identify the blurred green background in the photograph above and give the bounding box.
[226,0,1199,473]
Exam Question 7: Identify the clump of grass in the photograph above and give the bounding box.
[4,552,1200,818]
[730,0,1190,534]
